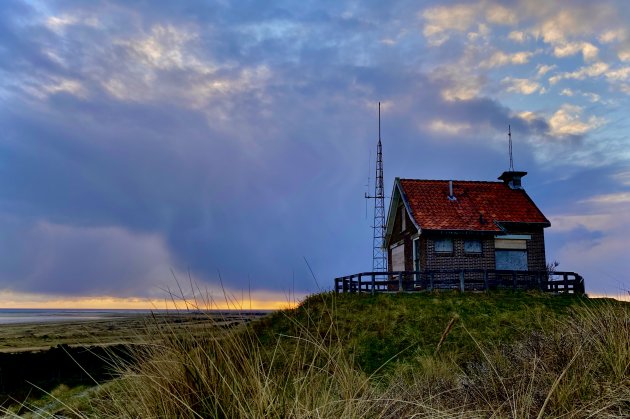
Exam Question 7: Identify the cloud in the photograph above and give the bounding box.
[559,89,602,103]
[0,0,628,301]
[599,28,626,43]
[508,30,526,43]
[24,76,88,99]
[0,219,180,296]
[547,185,630,293]
[552,41,598,61]
[548,104,605,136]
[604,66,630,81]
[502,77,541,95]
[116,24,202,71]
[613,171,630,186]
[581,192,630,204]
[422,4,479,45]
[481,50,533,68]
[45,13,100,34]
[535,64,556,78]
[421,2,516,46]
[428,119,471,135]
[549,62,609,84]
[485,4,517,25]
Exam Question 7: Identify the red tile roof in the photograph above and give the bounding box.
[398,179,550,232]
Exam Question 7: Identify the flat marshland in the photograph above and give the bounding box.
[2,292,628,418]
[0,311,268,352]
[0,311,268,414]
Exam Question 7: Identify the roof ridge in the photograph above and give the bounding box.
[399,178,503,184]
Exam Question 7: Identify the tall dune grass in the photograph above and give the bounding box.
[93,294,628,418]
[96,299,384,418]
[380,301,629,418]
[4,293,627,418]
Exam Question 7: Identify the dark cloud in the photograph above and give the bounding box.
[0,0,627,299]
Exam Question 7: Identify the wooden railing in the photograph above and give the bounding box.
[334,270,585,295]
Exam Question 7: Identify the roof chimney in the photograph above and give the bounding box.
[448,180,456,200]
[498,170,527,190]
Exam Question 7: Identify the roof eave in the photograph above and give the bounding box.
[384,179,422,247]
[495,220,552,230]
[397,180,422,232]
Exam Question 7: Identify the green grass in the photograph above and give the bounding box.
[254,291,601,373]
[3,290,628,418]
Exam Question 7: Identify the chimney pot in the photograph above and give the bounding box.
[498,171,527,190]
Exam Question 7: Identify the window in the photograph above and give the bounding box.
[464,240,482,254]
[495,250,528,270]
[434,238,453,253]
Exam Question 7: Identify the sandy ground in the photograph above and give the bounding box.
[0,311,269,353]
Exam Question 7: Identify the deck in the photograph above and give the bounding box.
[334,269,585,295]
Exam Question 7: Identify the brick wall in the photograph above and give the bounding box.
[386,205,548,272]
[423,235,495,271]
[524,229,547,270]
[422,228,547,271]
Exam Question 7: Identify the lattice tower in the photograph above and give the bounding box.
[371,103,387,271]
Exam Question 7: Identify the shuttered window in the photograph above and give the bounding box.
[434,238,453,253]
[464,240,482,253]
[495,250,528,270]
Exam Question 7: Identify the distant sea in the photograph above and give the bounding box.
[0,308,154,325]
[0,308,272,325]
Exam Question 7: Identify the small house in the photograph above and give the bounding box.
[384,171,550,273]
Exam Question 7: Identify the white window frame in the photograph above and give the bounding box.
[413,237,421,284]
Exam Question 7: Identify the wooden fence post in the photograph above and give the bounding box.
[577,275,585,294]
[459,270,465,292]
[357,274,362,294]
[429,272,434,291]
[371,274,376,295]
[398,274,403,292]
[483,269,488,291]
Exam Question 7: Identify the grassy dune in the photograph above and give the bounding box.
[4,291,629,418]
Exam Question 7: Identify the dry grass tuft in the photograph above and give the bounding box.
[4,293,627,418]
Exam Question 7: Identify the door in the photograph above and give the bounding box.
[391,243,405,272]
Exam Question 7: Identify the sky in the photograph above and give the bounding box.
[0,0,629,308]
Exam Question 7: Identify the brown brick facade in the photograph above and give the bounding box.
[423,234,495,271]
[386,206,547,272]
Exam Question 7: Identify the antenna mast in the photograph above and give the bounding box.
[508,125,514,171]
[365,102,387,272]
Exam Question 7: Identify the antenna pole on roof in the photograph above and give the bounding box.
[365,102,387,272]
[508,125,514,171]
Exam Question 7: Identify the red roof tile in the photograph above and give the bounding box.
[398,179,550,232]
